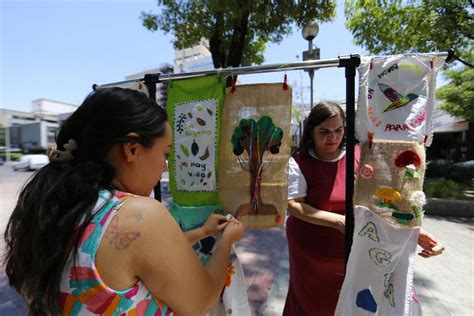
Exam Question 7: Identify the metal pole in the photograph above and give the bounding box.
[94,52,450,89]
[95,58,343,89]
[308,40,314,109]
[339,54,360,267]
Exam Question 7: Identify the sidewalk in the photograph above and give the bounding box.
[243,214,474,316]
[1,215,473,315]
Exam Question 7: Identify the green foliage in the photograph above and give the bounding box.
[425,160,474,182]
[231,116,283,174]
[291,106,302,123]
[142,0,336,68]
[436,57,474,121]
[424,178,472,200]
[344,0,473,62]
[0,152,23,161]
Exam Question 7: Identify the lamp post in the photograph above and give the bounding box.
[302,23,320,109]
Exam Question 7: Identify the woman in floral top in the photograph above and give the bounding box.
[4,88,244,315]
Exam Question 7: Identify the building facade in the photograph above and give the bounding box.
[0,99,77,153]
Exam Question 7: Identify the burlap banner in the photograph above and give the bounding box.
[218,83,292,229]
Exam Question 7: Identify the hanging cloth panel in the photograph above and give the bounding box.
[335,206,421,316]
[356,54,445,145]
[218,83,292,229]
[167,75,225,206]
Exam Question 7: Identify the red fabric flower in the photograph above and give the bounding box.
[395,150,421,167]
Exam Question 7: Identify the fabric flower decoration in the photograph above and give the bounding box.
[224,264,236,287]
[395,150,421,179]
[409,191,426,219]
[359,164,375,179]
[375,187,402,209]
[405,164,419,179]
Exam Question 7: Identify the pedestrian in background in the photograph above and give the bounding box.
[3,88,244,316]
[284,101,444,315]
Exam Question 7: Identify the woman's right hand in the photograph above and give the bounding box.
[221,219,244,244]
[333,214,345,234]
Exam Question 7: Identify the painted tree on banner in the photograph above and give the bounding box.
[231,116,283,218]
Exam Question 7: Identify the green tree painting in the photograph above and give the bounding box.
[231,116,283,218]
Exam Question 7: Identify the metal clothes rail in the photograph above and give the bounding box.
[94,50,454,264]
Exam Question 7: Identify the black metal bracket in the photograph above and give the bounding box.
[144,73,161,103]
[446,48,455,63]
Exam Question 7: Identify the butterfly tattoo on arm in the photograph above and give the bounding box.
[104,215,141,250]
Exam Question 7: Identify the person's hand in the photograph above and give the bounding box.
[333,214,345,234]
[221,218,244,244]
[202,214,229,237]
[417,229,445,258]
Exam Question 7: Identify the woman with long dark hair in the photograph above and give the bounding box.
[3,87,244,316]
[284,101,444,315]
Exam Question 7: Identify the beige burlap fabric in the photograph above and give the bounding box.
[354,140,426,227]
[218,83,292,229]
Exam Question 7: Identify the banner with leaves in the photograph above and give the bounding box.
[167,75,225,206]
[219,83,292,229]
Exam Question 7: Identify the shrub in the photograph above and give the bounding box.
[424,178,472,200]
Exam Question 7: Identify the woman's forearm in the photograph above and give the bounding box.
[288,200,345,231]
[184,228,207,245]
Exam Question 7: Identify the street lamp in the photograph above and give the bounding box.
[302,23,320,109]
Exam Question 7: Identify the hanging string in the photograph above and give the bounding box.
[368,131,374,149]
[282,74,288,90]
[231,76,236,93]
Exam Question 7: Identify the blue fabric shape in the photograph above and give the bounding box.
[356,288,377,313]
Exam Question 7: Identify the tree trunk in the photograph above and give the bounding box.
[209,11,225,69]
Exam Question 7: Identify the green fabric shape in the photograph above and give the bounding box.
[167,75,225,206]
[169,201,222,232]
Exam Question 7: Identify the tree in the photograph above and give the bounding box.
[344,0,473,65]
[437,59,474,158]
[141,0,336,78]
[344,1,474,158]
[231,116,283,218]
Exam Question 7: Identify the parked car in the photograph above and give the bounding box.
[455,160,474,170]
[12,154,49,171]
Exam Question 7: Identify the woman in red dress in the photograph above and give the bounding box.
[284,101,355,315]
[284,101,444,315]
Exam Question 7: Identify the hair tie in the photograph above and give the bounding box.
[48,139,78,162]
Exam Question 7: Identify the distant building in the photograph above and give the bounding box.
[123,39,213,108]
[174,38,214,74]
[428,107,471,161]
[0,99,78,153]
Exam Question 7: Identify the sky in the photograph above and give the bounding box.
[2,0,373,112]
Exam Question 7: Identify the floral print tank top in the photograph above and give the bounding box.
[59,190,174,315]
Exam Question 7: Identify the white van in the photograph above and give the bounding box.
[12,154,50,171]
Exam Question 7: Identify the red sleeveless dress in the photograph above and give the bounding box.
[284,149,359,316]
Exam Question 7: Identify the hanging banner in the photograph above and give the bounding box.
[337,140,427,315]
[218,83,292,229]
[167,75,225,206]
[356,54,445,145]
[335,206,421,316]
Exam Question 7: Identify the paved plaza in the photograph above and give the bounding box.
[0,165,472,315]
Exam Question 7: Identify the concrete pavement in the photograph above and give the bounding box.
[0,165,473,315]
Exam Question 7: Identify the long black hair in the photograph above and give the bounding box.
[3,87,168,315]
[294,101,345,156]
